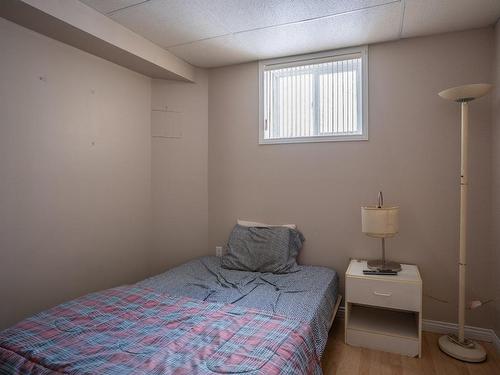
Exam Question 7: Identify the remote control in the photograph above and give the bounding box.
[362,269,398,275]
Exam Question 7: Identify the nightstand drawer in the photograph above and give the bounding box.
[346,277,421,311]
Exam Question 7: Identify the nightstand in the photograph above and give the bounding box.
[345,259,422,357]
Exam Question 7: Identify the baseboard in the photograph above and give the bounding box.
[421,319,498,345]
[335,306,499,352]
[336,306,345,320]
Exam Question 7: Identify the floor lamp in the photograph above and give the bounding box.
[437,83,492,362]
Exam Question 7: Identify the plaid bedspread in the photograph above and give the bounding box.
[0,286,321,374]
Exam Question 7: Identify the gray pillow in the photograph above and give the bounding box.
[221,224,305,274]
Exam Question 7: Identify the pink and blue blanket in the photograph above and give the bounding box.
[0,286,321,374]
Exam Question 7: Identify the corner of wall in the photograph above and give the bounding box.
[150,68,210,274]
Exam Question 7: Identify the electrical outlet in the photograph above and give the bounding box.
[215,246,223,257]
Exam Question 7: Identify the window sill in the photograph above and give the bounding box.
[258,134,369,145]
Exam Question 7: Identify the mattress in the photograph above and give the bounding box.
[137,256,338,357]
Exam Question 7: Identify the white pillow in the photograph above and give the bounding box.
[237,219,297,230]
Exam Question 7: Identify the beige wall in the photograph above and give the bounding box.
[0,18,152,330]
[208,28,495,328]
[492,20,500,337]
[150,71,209,275]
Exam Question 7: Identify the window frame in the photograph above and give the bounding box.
[258,46,369,145]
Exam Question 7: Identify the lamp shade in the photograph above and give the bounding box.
[438,83,492,102]
[361,206,399,238]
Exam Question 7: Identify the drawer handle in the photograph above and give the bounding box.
[373,291,392,297]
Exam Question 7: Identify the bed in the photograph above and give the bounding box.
[137,256,340,358]
[0,231,340,374]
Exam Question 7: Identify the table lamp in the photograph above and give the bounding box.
[361,192,401,272]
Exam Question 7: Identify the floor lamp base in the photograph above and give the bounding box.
[438,334,486,363]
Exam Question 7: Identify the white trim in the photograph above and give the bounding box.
[422,319,498,345]
[259,133,368,145]
[334,306,499,352]
[260,47,366,68]
[258,46,369,145]
[494,331,500,353]
[264,52,363,72]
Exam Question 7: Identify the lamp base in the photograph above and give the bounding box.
[367,259,402,272]
[438,334,486,363]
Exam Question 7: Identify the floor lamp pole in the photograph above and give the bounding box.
[437,83,492,363]
[458,101,468,344]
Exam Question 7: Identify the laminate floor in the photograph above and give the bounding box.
[321,321,500,375]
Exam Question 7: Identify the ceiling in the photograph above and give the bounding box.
[80,0,500,68]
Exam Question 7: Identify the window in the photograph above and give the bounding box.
[259,46,368,144]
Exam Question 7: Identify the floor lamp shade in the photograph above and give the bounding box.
[438,83,492,102]
[361,206,399,238]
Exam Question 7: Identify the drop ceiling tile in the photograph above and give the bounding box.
[195,0,397,33]
[233,2,402,61]
[168,35,258,68]
[171,2,402,68]
[402,0,500,38]
[80,0,145,14]
[109,0,230,48]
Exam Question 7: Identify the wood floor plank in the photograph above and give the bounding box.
[358,348,372,375]
[466,341,500,375]
[424,332,469,375]
[321,321,499,375]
